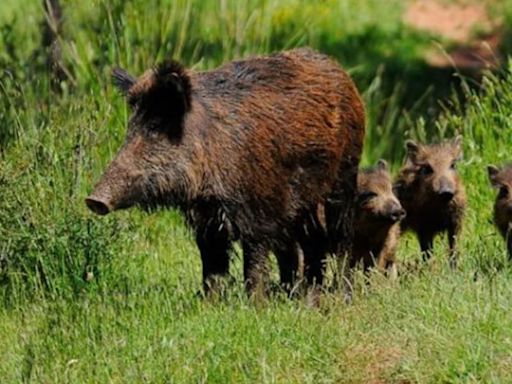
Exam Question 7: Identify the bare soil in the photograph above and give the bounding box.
[404,0,502,70]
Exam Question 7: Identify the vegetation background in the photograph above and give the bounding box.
[1,0,512,382]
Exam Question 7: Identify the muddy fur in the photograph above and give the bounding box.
[86,48,365,294]
[394,136,466,268]
[488,164,512,259]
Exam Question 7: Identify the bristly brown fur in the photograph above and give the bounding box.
[394,137,466,267]
[88,48,366,294]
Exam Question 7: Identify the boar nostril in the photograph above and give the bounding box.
[85,197,111,216]
[438,189,454,200]
[390,209,406,222]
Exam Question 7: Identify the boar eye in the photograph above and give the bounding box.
[498,187,509,199]
[358,191,377,204]
[418,164,433,176]
[450,161,457,170]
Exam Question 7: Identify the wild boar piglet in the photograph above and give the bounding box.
[488,164,512,258]
[394,136,466,268]
[351,160,405,278]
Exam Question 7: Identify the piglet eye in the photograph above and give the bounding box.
[358,191,377,204]
[419,164,433,176]
[450,161,457,170]
[498,187,509,199]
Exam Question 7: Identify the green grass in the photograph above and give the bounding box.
[2,0,512,382]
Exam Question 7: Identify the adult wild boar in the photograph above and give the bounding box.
[85,48,365,294]
[487,164,512,259]
[394,136,466,268]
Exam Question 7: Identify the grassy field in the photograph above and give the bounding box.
[1,0,512,382]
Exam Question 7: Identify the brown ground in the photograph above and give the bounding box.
[404,0,502,70]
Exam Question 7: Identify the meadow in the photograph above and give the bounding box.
[1,0,512,382]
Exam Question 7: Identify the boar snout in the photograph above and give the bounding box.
[390,207,406,222]
[436,176,455,200]
[85,196,112,216]
[386,201,406,223]
[85,146,146,215]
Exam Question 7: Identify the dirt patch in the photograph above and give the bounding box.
[405,1,492,43]
[404,0,502,70]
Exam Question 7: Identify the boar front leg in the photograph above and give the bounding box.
[274,244,300,295]
[378,227,399,279]
[418,232,434,262]
[298,210,327,288]
[194,213,232,294]
[196,228,231,294]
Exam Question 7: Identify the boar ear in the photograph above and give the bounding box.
[150,60,192,118]
[405,140,419,160]
[112,67,136,96]
[376,159,388,171]
[487,165,501,187]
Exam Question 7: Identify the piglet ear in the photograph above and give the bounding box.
[453,135,463,148]
[111,67,136,96]
[405,139,420,162]
[376,159,388,171]
[487,165,501,187]
[405,140,419,153]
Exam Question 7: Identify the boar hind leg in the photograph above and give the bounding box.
[299,211,327,288]
[325,163,358,288]
[242,241,270,297]
[196,219,232,294]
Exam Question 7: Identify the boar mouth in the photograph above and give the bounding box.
[380,216,401,224]
[380,210,406,223]
[85,197,112,216]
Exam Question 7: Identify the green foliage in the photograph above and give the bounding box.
[0,93,132,302]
